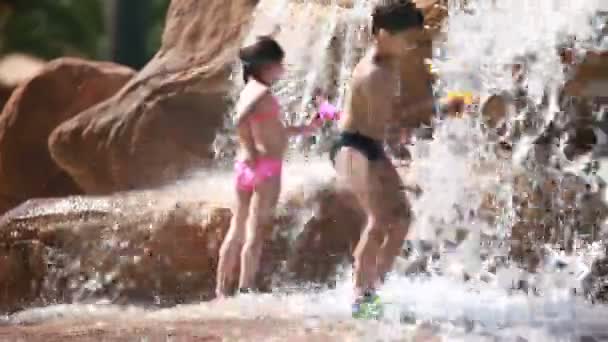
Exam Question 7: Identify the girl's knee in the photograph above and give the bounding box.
[219,235,244,256]
[232,206,250,225]
[243,224,267,250]
[225,222,247,241]
[246,210,274,232]
[245,204,275,244]
[241,237,264,260]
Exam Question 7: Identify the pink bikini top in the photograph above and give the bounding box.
[250,95,281,123]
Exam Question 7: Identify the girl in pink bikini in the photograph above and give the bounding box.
[216,36,323,297]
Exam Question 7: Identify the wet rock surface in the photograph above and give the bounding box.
[0,58,134,214]
[1,160,605,314]
[0,179,362,313]
[0,1,606,337]
[0,317,358,342]
[48,0,260,194]
[587,254,608,303]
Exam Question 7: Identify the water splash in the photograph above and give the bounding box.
[8,0,608,340]
[211,0,608,337]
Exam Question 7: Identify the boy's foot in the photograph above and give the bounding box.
[238,288,256,295]
[352,290,383,320]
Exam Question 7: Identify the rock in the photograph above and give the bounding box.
[0,58,134,215]
[49,0,260,194]
[564,51,608,98]
[587,255,608,304]
[413,0,448,35]
[283,183,364,284]
[0,178,362,312]
[0,317,362,341]
[0,86,11,112]
[0,54,45,110]
[0,241,45,313]
[503,169,608,272]
[0,194,231,312]
[481,94,509,129]
[253,0,439,113]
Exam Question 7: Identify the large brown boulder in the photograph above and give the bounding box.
[0,194,230,312]
[0,178,361,313]
[490,166,608,273]
[49,0,260,194]
[0,58,134,214]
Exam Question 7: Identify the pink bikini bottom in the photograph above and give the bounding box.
[234,157,282,192]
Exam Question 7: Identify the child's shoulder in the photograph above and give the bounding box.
[236,82,273,114]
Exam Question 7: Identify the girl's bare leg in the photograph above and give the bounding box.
[238,176,281,290]
[216,189,252,298]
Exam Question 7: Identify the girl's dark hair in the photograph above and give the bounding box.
[371,0,424,36]
[239,36,285,83]
[312,87,324,98]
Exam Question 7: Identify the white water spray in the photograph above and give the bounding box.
[9,0,608,340]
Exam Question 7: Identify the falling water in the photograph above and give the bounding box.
[333,0,371,107]
[6,0,608,340]
[214,0,608,338]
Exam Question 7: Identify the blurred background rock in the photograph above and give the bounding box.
[0,0,170,108]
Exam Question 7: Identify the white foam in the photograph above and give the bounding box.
[7,1,608,341]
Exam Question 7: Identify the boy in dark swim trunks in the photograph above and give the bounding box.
[331,0,442,319]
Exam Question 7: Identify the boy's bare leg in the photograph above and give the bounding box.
[376,219,410,284]
[335,148,385,296]
[374,160,411,283]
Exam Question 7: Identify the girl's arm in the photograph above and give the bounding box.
[234,87,270,161]
[285,115,323,136]
[236,121,258,162]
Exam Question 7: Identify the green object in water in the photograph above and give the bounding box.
[352,294,384,320]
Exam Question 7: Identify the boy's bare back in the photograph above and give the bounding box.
[340,53,396,140]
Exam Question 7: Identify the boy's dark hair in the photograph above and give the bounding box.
[239,36,285,83]
[371,0,424,35]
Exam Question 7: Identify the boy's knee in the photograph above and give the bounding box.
[364,216,388,242]
[387,200,411,223]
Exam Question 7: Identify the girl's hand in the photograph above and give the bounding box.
[309,116,324,129]
[242,152,257,167]
[303,116,324,134]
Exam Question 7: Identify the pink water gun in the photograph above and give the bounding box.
[316,100,341,121]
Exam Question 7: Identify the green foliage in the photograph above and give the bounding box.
[147,0,171,60]
[0,0,105,59]
[0,0,170,62]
